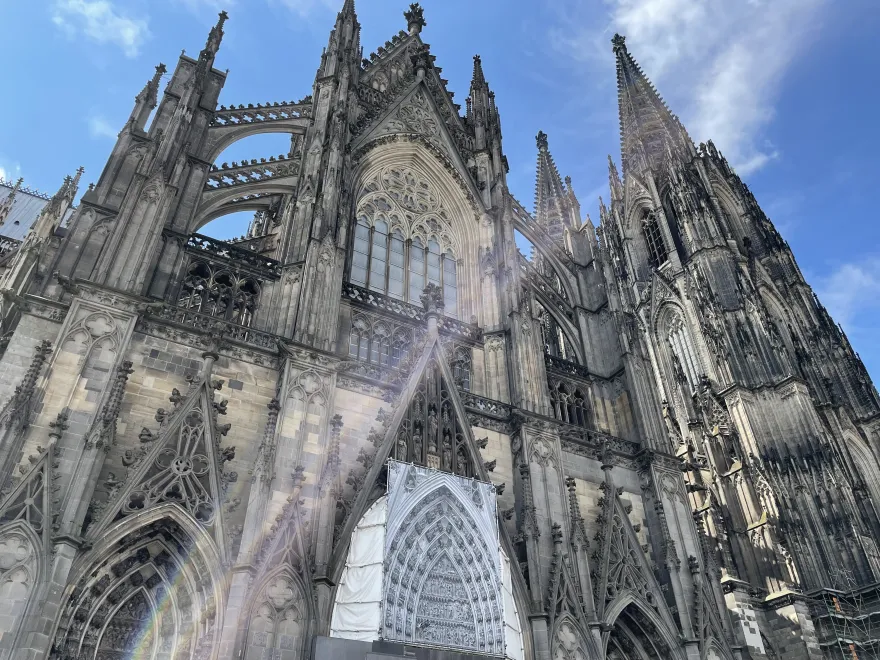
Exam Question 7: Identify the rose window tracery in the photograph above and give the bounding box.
[124,409,216,525]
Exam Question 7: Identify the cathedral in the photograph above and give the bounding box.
[0,2,878,659]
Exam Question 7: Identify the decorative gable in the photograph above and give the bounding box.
[88,370,235,561]
[0,443,55,547]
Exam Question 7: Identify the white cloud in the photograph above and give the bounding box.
[51,0,149,58]
[814,258,880,330]
[88,114,118,140]
[0,161,22,184]
[552,0,827,174]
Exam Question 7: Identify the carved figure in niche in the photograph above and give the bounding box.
[413,429,423,462]
[442,432,452,470]
[427,407,438,454]
[397,429,408,461]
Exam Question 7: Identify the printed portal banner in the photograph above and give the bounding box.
[383,460,505,657]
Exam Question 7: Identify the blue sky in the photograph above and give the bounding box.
[1,0,878,378]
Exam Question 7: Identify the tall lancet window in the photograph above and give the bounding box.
[643,211,668,269]
[667,314,701,390]
[537,303,577,363]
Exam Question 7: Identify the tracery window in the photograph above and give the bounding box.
[550,381,589,427]
[350,166,460,317]
[177,261,260,327]
[642,211,667,270]
[667,315,701,389]
[244,576,307,660]
[451,346,472,392]
[537,303,577,363]
[348,314,413,370]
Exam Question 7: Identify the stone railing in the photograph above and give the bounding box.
[211,101,312,127]
[459,391,511,419]
[343,283,482,342]
[205,156,300,189]
[559,423,640,457]
[0,236,22,257]
[150,305,278,351]
[186,234,281,279]
[545,353,592,381]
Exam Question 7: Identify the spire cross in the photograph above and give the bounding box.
[612,33,627,53]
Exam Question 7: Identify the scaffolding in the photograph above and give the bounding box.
[812,568,880,660]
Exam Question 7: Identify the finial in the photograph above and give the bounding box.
[203,10,228,56]
[612,33,627,53]
[472,54,486,86]
[536,131,549,151]
[404,2,426,35]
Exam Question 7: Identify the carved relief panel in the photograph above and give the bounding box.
[383,461,504,656]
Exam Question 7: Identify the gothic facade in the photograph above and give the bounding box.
[0,3,878,659]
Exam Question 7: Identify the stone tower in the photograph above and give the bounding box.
[0,5,876,660]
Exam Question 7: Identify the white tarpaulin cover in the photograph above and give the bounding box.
[329,462,525,659]
[329,497,386,641]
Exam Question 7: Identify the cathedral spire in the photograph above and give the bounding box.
[195,10,227,79]
[129,63,167,132]
[534,131,572,241]
[471,54,486,87]
[32,167,83,239]
[203,10,228,59]
[612,33,692,176]
[608,154,623,202]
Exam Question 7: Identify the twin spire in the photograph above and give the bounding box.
[534,131,578,241]
[612,33,692,175]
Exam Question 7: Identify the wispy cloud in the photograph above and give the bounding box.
[51,0,149,58]
[814,258,880,330]
[0,161,22,184]
[88,114,118,140]
[550,0,827,175]
[812,256,880,375]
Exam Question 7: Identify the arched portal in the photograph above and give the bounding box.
[329,491,526,660]
[51,507,225,660]
[605,601,682,660]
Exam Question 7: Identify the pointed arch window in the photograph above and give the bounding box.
[452,346,472,392]
[351,222,459,318]
[177,261,260,328]
[667,315,701,389]
[550,382,590,427]
[348,316,413,370]
[642,211,667,270]
[537,304,577,363]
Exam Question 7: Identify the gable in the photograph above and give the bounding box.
[87,372,234,561]
[353,82,484,209]
[330,333,495,576]
[0,443,54,548]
